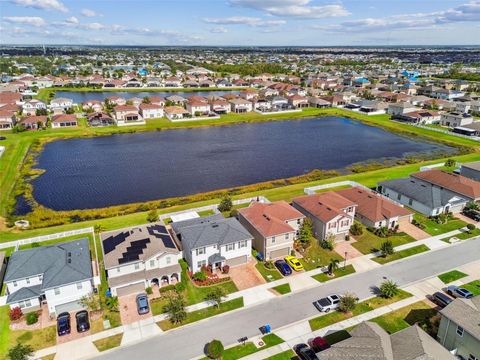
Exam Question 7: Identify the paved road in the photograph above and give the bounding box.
[97,239,480,360]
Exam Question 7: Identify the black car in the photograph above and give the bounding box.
[431,292,453,308]
[57,312,71,336]
[75,310,90,332]
[293,343,319,360]
[462,208,480,221]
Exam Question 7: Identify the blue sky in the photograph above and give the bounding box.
[1,0,479,45]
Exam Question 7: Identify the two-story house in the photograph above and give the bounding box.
[437,296,480,360]
[4,238,94,316]
[101,223,182,297]
[292,192,357,242]
[113,105,145,126]
[238,201,305,260]
[171,214,252,273]
[22,99,46,116]
[139,103,164,119]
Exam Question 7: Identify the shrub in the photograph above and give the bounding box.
[146,209,159,222]
[159,284,176,294]
[174,282,185,293]
[145,287,153,295]
[9,307,23,321]
[207,339,224,359]
[380,240,394,257]
[7,343,33,360]
[26,312,38,325]
[349,222,364,236]
[264,261,275,270]
[467,224,476,233]
[222,265,230,274]
[193,271,207,281]
[379,280,399,299]
[218,195,233,212]
[444,158,456,168]
[321,237,335,250]
[229,209,238,218]
[338,293,358,313]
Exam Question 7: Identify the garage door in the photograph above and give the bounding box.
[269,247,290,260]
[55,300,84,315]
[115,282,145,297]
[398,215,412,225]
[226,255,248,267]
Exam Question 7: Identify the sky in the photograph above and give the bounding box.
[0,0,479,46]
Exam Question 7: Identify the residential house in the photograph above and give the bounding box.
[0,110,16,130]
[397,110,441,125]
[171,214,252,273]
[308,97,330,108]
[50,97,73,110]
[186,100,211,116]
[139,103,164,119]
[4,238,94,316]
[440,112,474,128]
[335,187,413,229]
[461,161,480,182]
[106,96,126,106]
[387,102,418,116]
[229,98,253,113]
[82,100,102,112]
[50,114,78,128]
[292,192,357,242]
[437,296,480,359]
[22,99,46,116]
[164,106,190,121]
[238,201,305,260]
[209,99,230,114]
[321,321,454,359]
[431,88,465,100]
[164,77,182,87]
[288,95,309,108]
[101,224,182,296]
[113,105,144,126]
[21,115,47,130]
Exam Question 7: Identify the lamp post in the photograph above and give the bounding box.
[344,251,347,269]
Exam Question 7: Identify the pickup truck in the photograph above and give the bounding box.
[313,294,341,312]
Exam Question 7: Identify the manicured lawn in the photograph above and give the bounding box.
[372,244,430,265]
[263,349,296,360]
[198,209,215,217]
[158,297,244,331]
[370,301,437,334]
[312,264,356,282]
[218,334,284,360]
[413,213,467,236]
[93,333,123,352]
[309,290,413,331]
[462,280,480,296]
[298,242,343,271]
[255,260,283,282]
[441,228,480,243]
[438,270,468,284]
[0,306,10,357]
[351,231,416,254]
[271,283,291,295]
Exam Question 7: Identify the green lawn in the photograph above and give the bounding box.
[158,297,244,331]
[255,260,283,282]
[438,270,468,284]
[351,231,416,254]
[370,301,437,334]
[309,290,413,331]
[263,349,296,360]
[93,333,123,352]
[198,209,215,217]
[372,244,430,265]
[413,213,467,236]
[323,330,351,345]
[271,283,291,295]
[299,242,343,271]
[312,264,356,282]
[462,280,480,296]
[441,228,480,243]
[18,232,94,250]
[219,334,284,360]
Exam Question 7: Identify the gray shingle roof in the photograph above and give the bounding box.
[4,238,92,290]
[379,178,467,209]
[440,296,480,340]
[171,214,252,250]
[7,284,42,303]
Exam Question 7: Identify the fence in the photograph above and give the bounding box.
[394,121,480,142]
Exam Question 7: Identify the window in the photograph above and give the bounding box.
[13,281,17,287]
[38,274,42,281]
[76,282,83,290]
[54,288,60,295]
[134,263,140,270]
[197,260,206,269]
[117,267,121,273]
[226,243,235,251]
[238,240,247,248]
[397,193,401,200]
[271,236,276,244]
[297,219,301,224]
[26,278,30,285]
[19,299,32,309]
[456,326,464,336]
[468,355,478,360]
[166,256,171,264]
[285,233,290,240]
[408,198,413,206]
[196,247,206,256]
[150,260,155,267]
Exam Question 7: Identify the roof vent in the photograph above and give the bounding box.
[212,224,219,228]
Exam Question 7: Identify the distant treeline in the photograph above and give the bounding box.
[194,62,287,76]
[437,71,480,82]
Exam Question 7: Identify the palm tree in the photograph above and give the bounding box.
[94,223,105,234]
[328,258,340,276]
[379,280,399,299]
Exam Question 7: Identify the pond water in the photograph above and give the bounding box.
[55,90,239,103]
[31,117,452,211]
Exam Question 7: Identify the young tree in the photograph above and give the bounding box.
[379,280,399,299]
[218,195,233,212]
[328,258,340,275]
[206,339,224,359]
[163,292,187,324]
[349,222,364,236]
[204,287,226,308]
[444,158,456,168]
[147,209,159,222]
[94,223,106,234]
[297,218,313,246]
[467,223,476,234]
[80,293,102,312]
[465,201,479,211]
[338,293,358,314]
[380,240,394,257]
[7,343,33,360]
[321,233,335,250]
[105,296,119,312]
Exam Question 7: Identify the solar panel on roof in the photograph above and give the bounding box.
[103,232,128,254]
[159,234,176,248]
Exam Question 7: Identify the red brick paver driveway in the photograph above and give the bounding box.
[399,222,430,240]
[334,239,363,259]
[119,293,152,325]
[228,259,266,290]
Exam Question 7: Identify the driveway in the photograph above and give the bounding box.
[455,213,478,226]
[399,221,430,240]
[229,260,266,290]
[119,293,152,325]
[334,239,363,259]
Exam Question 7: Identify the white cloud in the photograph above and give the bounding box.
[209,26,228,33]
[3,16,46,26]
[12,0,68,13]
[82,22,105,30]
[80,8,100,17]
[65,16,79,24]
[229,0,350,19]
[203,16,286,27]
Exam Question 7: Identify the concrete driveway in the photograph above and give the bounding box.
[119,294,152,325]
[229,260,266,290]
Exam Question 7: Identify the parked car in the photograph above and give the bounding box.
[57,312,71,336]
[75,310,90,332]
[313,294,341,312]
[274,259,292,276]
[136,293,150,314]
[431,292,454,308]
[462,208,480,221]
[308,336,330,352]
[285,255,304,271]
[293,343,319,360]
[446,285,473,299]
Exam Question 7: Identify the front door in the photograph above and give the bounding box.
[215,262,222,269]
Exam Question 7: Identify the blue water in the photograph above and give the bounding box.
[31,117,452,211]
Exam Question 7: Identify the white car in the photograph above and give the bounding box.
[446,285,473,299]
[313,294,341,312]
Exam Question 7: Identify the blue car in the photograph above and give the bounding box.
[136,293,150,315]
[275,259,292,276]
[57,312,71,336]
